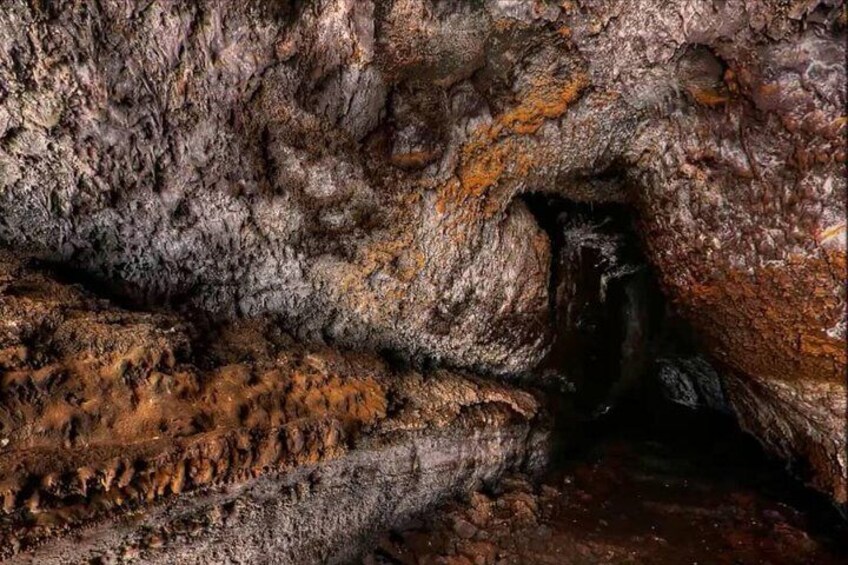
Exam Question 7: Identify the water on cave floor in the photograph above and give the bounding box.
[365,404,848,565]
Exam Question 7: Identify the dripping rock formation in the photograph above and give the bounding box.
[0,251,548,563]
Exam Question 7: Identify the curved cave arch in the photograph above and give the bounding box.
[0,1,844,561]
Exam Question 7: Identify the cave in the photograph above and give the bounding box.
[0,1,846,563]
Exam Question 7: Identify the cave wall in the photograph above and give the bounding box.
[0,250,549,561]
[0,0,845,501]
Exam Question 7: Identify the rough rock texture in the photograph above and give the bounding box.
[0,252,548,563]
[366,422,848,564]
[0,1,844,501]
[656,354,732,414]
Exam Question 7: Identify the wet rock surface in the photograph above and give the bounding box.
[366,407,848,565]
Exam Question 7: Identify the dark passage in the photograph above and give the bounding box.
[363,196,848,564]
[366,402,848,564]
[521,194,664,412]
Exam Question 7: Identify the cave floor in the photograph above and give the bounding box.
[364,406,848,565]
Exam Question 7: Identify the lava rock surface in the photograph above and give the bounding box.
[0,252,548,563]
[0,0,844,504]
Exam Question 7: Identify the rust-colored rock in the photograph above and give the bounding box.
[0,253,548,563]
[0,0,844,507]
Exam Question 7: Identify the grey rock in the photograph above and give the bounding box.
[0,0,844,502]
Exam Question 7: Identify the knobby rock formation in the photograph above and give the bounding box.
[0,251,548,562]
[0,0,845,559]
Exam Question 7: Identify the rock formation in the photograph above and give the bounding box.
[0,251,547,563]
[0,0,845,558]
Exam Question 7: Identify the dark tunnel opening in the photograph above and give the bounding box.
[511,192,848,553]
[520,192,670,421]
